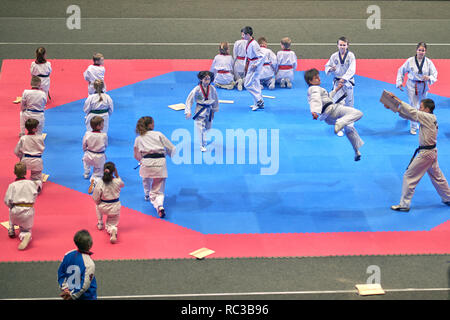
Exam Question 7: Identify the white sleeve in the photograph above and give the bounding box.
[396,59,409,87]
[308,86,323,114]
[427,59,438,85]
[184,87,196,114]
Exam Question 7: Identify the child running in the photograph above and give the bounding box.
[185,71,219,152]
[134,116,175,218]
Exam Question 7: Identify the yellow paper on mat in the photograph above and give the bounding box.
[1,221,19,230]
[42,173,49,182]
[168,103,186,111]
[42,133,47,140]
[190,247,215,259]
[355,283,385,296]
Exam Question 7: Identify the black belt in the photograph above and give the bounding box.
[24,154,42,158]
[143,153,165,159]
[322,102,333,114]
[334,77,355,86]
[87,150,105,154]
[37,74,50,78]
[406,144,436,169]
[101,198,119,203]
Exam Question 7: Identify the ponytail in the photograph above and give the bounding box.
[93,79,104,101]
[102,162,116,184]
[35,47,47,64]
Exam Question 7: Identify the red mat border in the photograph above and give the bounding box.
[1,59,449,262]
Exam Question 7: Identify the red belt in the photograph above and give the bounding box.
[236,56,245,60]
[217,70,230,74]
[414,80,425,96]
[263,63,270,66]
[278,65,293,70]
[244,57,259,75]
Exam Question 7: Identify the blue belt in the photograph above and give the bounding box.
[24,154,42,158]
[192,103,212,121]
[101,198,119,203]
[26,109,44,113]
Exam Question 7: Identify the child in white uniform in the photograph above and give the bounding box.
[185,71,219,152]
[383,94,450,211]
[275,37,297,88]
[20,76,47,136]
[14,119,45,182]
[396,42,438,135]
[82,116,108,193]
[92,162,124,243]
[241,26,265,111]
[30,47,52,99]
[305,68,364,161]
[325,37,356,136]
[83,79,114,133]
[83,53,106,95]
[233,36,247,91]
[210,42,235,90]
[258,37,277,90]
[134,116,175,218]
[4,162,41,250]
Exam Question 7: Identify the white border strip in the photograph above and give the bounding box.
[1,17,450,21]
[1,42,449,46]
[3,287,450,300]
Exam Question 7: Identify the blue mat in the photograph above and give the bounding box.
[44,71,450,234]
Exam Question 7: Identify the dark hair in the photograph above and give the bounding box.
[136,116,154,136]
[421,98,435,113]
[197,71,214,83]
[90,116,104,131]
[241,26,253,36]
[35,47,47,64]
[102,162,116,184]
[337,36,349,44]
[416,42,427,50]
[74,229,93,252]
[304,68,319,86]
[25,118,39,132]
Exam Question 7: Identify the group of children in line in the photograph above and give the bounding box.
[4,27,450,299]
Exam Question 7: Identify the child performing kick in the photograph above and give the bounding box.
[92,162,124,243]
[185,71,219,152]
[134,116,175,218]
[305,68,364,161]
[383,94,450,212]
